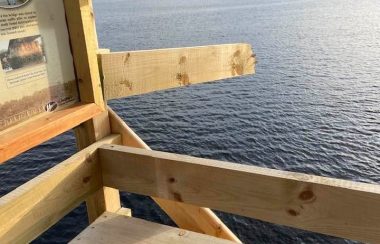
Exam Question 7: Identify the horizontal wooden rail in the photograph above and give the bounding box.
[0,135,121,243]
[0,103,103,164]
[100,43,256,100]
[108,108,241,242]
[99,145,380,243]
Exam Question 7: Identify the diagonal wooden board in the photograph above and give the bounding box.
[100,43,256,100]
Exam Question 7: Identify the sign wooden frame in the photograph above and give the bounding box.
[0,0,103,163]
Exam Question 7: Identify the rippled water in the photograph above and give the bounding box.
[1,0,379,243]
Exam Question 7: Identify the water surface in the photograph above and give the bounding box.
[1,0,379,243]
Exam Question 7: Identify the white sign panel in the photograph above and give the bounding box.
[0,0,78,130]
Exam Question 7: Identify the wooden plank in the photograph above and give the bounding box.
[64,0,121,223]
[64,0,105,108]
[0,135,121,244]
[84,184,121,222]
[0,103,102,164]
[99,145,380,243]
[70,212,235,244]
[101,43,256,100]
[108,108,241,243]
[116,207,132,217]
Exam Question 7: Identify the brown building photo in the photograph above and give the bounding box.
[0,35,46,72]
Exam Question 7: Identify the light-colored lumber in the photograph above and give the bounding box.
[0,103,102,164]
[0,135,121,244]
[116,207,132,217]
[64,0,105,108]
[108,108,241,243]
[64,0,121,222]
[70,212,234,244]
[101,43,256,100]
[84,184,121,221]
[99,145,380,243]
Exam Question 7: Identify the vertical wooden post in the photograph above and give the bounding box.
[63,2,239,242]
[64,0,121,222]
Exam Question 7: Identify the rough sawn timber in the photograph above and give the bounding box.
[64,0,121,223]
[0,135,121,244]
[107,108,241,243]
[70,212,235,244]
[101,43,255,100]
[0,103,102,164]
[99,144,380,244]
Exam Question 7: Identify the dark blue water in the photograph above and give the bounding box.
[1,0,379,243]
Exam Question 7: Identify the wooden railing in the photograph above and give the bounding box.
[99,145,380,243]
[100,44,255,100]
[0,135,120,243]
[0,103,102,163]
[107,108,240,242]
[1,113,380,243]
[1,1,377,243]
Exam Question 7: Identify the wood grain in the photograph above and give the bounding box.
[0,103,102,164]
[116,207,132,217]
[101,43,256,100]
[70,212,234,244]
[64,0,105,108]
[64,0,121,222]
[0,135,121,244]
[108,108,241,243]
[99,145,380,243]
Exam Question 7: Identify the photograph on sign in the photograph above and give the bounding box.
[0,35,46,72]
[0,0,30,9]
[0,0,78,130]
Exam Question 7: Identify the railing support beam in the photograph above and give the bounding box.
[99,144,380,243]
